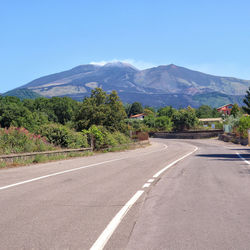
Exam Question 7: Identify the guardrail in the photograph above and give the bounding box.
[0,140,150,164]
[0,147,92,163]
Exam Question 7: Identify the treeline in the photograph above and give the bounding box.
[1,87,249,154]
[0,88,127,132]
[0,88,129,153]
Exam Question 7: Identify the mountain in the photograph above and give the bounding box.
[5,62,250,108]
[2,88,41,100]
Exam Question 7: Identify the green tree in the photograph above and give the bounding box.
[172,106,198,131]
[155,116,173,131]
[157,106,176,117]
[243,87,250,114]
[196,105,220,118]
[75,88,126,131]
[231,103,240,117]
[129,102,143,116]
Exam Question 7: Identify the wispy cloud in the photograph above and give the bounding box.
[90,58,156,70]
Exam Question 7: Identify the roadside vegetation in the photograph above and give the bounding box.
[0,87,249,158]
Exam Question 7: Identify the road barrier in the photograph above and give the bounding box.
[0,148,92,163]
[0,140,150,164]
[150,130,223,139]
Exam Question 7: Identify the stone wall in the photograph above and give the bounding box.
[218,133,248,146]
[150,130,223,139]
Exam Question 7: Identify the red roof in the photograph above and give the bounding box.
[216,104,233,110]
[130,113,145,118]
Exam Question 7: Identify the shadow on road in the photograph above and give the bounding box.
[196,153,250,162]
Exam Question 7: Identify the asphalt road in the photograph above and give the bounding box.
[0,138,250,250]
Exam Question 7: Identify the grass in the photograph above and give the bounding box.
[0,151,93,169]
[0,141,149,169]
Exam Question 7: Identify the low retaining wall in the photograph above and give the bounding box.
[0,147,92,163]
[150,130,223,139]
[219,133,248,146]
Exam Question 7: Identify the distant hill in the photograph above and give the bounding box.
[2,88,41,100]
[5,62,250,107]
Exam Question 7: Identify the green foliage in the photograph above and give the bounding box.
[243,87,250,114]
[172,106,198,131]
[0,127,54,155]
[3,88,41,100]
[238,116,250,138]
[129,102,144,116]
[143,115,156,129]
[155,116,173,131]
[126,119,149,132]
[38,124,88,148]
[83,125,131,150]
[75,88,127,132]
[231,103,241,117]
[225,115,241,128]
[196,105,220,118]
[157,106,176,117]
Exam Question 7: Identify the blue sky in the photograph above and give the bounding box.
[1,0,250,93]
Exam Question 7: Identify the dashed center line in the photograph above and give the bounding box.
[90,144,198,250]
[147,179,154,183]
[143,183,151,188]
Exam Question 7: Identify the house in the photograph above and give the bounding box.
[130,113,145,120]
[217,104,233,115]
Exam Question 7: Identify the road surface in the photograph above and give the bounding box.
[0,138,250,250]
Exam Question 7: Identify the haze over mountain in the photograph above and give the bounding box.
[5,62,250,108]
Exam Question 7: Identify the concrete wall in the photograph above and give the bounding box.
[150,130,223,139]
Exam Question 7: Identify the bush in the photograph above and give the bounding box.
[0,127,54,154]
[238,116,250,138]
[83,125,131,150]
[155,116,173,131]
[172,107,198,131]
[38,124,88,148]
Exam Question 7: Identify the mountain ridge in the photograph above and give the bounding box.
[6,62,250,108]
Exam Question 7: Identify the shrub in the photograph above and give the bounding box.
[155,116,173,131]
[83,125,131,150]
[238,116,250,138]
[0,127,54,155]
[113,131,131,144]
[38,124,88,148]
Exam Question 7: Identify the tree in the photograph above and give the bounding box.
[231,103,240,117]
[195,105,220,118]
[155,116,173,131]
[75,88,127,131]
[172,106,198,131]
[243,87,250,114]
[129,102,143,116]
[157,106,176,117]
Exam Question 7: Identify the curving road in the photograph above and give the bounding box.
[0,138,250,249]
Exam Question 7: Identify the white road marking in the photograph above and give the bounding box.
[90,190,144,250]
[0,157,129,191]
[143,183,151,188]
[0,142,168,191]
[147,179,154,183]
[153,146,198,178]
[236,152,250,165]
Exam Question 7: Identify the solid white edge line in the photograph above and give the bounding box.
[236,152,250,165]
[90,190,144,250]
[0,142,168,191]
[143,183,151,188]
[0,157,127,191]
[153,146,198,178]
